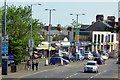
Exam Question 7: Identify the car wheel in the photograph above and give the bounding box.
[52,62,55,65]
[50,62,53,65]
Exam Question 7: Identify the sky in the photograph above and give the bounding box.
[0,0,119,27]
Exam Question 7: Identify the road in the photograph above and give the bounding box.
[16,58,118,79]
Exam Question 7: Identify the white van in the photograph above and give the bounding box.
[84,51,93,60]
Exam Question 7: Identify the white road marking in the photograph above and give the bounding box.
[65,73,78,78]
[98,72,101,74]
[90,76,93,78]
[89,72,101,79]
[66,77,69,78]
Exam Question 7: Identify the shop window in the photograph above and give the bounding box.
[111,35,114,42]
[94,34,96,43]
[108,34,110,42]
[101,34,104,43]
[98,34,100,43]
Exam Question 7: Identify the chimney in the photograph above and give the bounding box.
[92,21,95,24]
[107,16,115,22]
[96,15,104,21]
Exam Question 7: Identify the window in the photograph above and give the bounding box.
[87,62,95,65]
[111,35,114,42]
[94,34,96,43]
[98,34,100,43]
[101,34,104,43]
[108,34,110,42]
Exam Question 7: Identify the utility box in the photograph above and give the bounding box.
[2,56,8,75]
[11,62,16,72]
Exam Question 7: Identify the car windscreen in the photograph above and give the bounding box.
[87,62,96,65]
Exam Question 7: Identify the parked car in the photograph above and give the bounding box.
[62,52,69,56]
[69,55,76,62]
[116,58,120,64]
[84,61,99,73]
[53,53,63,57]
[94,57,105,65]
[92,51,100,57]
[84,51,93,60]
[62,55,70,61]
[101,53,108,60]
[50,57,70,65]
[74,53,84,61]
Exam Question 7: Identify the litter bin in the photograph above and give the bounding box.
[11,62,16,72]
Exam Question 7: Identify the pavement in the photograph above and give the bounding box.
[2,58,119,79]
[2,58,62,78]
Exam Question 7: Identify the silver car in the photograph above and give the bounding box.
[84,61,99,73]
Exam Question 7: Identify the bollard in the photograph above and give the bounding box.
[45,58,48,66]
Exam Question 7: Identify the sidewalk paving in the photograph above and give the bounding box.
[2,58,58,78]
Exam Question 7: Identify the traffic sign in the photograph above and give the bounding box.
[2,44,8,47]
[2,44,8,54]
[6,55,14,61]
[2,35,8,43]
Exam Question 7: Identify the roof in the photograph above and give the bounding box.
[80,25,90,29]
[85,20,112,31]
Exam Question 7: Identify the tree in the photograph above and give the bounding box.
[65,19,82,30]
[70,19,82,27]
[52,35,62,41]
[1,5,45,64]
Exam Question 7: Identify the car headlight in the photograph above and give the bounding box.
[93,67,97,69]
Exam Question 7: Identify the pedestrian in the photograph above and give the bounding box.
[27,60,31,70]
[36,59,39,71]
[32,60,35,71]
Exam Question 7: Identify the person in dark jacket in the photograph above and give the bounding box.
[36,59,39,71]
[32,60,35,71]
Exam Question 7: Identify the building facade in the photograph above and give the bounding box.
[92,31,117,52]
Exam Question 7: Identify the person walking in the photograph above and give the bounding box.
[27,60,31,70]
[32,60,35,71]
[36,59,39,71]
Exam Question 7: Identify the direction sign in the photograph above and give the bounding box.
[2,44,8,54]
[6,55,14,61]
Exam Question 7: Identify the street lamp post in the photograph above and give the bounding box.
[70,13,85,61]
[45,9,56,64]
[30,3,41,70]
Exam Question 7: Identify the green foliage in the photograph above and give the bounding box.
[52,35,62,41]
[71,19,81,27]
[64,19,82,30]
[1,5,45,64]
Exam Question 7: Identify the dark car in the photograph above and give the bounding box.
[62,56,70,61]
[50,57,70,65]
[92,51,100,57]
[94,57,105,65]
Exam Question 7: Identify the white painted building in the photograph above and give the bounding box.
[92,31,117,52]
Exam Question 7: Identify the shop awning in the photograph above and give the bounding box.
[39,47,55,50]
